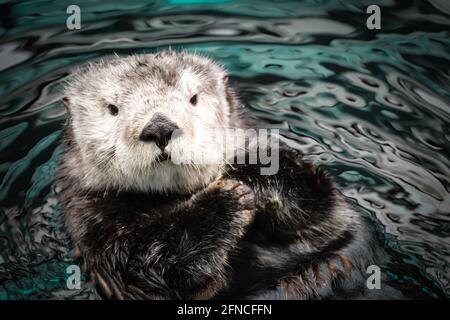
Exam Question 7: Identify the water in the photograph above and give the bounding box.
[0,0,449,299]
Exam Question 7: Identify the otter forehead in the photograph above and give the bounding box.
[65,51,225,104]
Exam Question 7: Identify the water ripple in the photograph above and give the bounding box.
[0,0,449,299]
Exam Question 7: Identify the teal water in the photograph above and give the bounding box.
[0,0,449,299]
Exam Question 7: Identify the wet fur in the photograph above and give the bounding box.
[58,51,398,299]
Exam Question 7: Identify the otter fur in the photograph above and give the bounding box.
[58,51,398,299]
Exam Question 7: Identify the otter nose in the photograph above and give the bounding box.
[139,113,179,150]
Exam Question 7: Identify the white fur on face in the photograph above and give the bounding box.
[64,52,232,194]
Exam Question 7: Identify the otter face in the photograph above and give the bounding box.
[63,51,238,193]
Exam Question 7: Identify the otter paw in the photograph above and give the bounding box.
[210,179,255,209]
[231,182,255,211]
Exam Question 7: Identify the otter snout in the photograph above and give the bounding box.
[139,112,179,150]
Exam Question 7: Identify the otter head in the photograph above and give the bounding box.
[63,51,240,194]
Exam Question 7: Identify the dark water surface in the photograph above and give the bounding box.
[0,0,449,299]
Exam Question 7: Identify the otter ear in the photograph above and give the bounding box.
[62,97,73,117]
[223,74,229,85]
[62,97,70,108]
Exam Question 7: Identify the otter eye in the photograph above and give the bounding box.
[189,94,198,106]
[107,104,119,116]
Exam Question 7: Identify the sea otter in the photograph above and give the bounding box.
[57,50,397,299]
